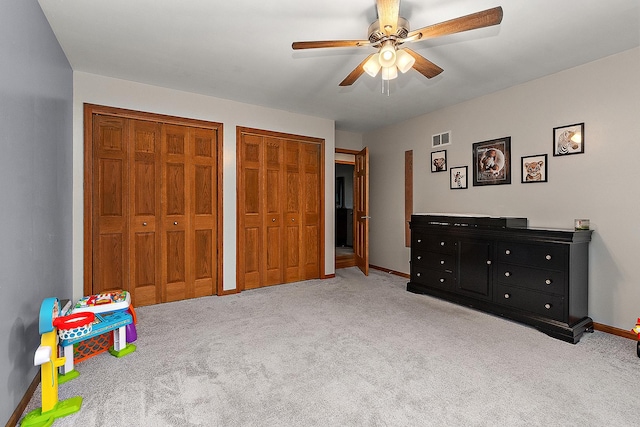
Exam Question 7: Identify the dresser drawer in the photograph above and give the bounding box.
[412,234,456,254]
[411,266,455,291]
[494,283,565,322]
[497,242,567,270]
[496,264,565,295]
[412,252,455,273]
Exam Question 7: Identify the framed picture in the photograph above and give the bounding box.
[431,150,447,172]
[450,166,468,189]
[553,123,584,156]
[472,137,511,186]
[521,154,548,183]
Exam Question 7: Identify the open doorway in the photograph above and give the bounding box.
[335,147,370,273]
[336,162,355,268]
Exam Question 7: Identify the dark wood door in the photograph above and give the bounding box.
[457,239,493,300]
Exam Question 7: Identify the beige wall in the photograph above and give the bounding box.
[364,47,640,330]
[72,72,335,298]
[336,129,363,151]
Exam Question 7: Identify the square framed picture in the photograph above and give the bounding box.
[553,123,584,156]
[521,154,548,183]
[472,137,511,186]
[450,166,468,189]
[431,150,447,172]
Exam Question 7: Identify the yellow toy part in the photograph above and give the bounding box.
[21,298,84,427]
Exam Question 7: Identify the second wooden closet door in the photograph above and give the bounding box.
[238,128,323,290]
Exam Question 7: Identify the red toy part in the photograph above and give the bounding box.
[53,312,95,330]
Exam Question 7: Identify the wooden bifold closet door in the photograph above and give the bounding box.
[85,104,223,307]
[237,127,324,290]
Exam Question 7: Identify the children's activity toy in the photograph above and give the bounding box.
[21,298,94,427]
[58,291,137,383]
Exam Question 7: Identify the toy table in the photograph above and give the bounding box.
[58,291,136,381]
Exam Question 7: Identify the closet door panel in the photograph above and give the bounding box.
[93,116,128,294]
[302,142,321,279]
[162,125,190,302]
[284,141,303,282]
[129,120,161,306]
[192,128,217,298]
[239,134,263,290]
[265,138,283,286]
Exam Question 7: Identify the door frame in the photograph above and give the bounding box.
[83,103,224,297]
[335,148,369,275]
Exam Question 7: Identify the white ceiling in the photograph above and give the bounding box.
[38,0,639,133]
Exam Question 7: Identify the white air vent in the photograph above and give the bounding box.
[432,131,451,148]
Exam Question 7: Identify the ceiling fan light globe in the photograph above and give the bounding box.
[381,66,398,81]
[396,49,415,73]
[363,54,382,77]
[378,41,397,68]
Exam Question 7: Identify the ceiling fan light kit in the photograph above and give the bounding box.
[292,1,503,88]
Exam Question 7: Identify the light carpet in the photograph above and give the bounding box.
[22,267,640,426]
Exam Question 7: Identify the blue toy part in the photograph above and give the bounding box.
[59,310,133,347]
[38,298,59,335]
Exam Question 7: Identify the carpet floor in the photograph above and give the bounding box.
[22,267,640,426]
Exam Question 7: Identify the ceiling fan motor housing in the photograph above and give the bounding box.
[368,17,409,46]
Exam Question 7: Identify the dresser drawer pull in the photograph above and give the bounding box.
[545,254,552,260]
[440,260,445,265]
[440,241,446,246]
[439,278,445,283]
[544,303,552,310]
[545,279,552,285]
[417,239,422,243]
[417,255,422,260]
[505,249,511,255]
[486,260,492,265]
[416,273,421,277]
[504,293,510,299]
[504,271,511,277]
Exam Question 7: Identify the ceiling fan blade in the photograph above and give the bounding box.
[376,0,400,36]
[404,48,443,79]
[407,6,503,41]
[292,40,370,50]
[339,54,375,87]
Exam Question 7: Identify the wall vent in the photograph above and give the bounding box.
[432,131,451,148]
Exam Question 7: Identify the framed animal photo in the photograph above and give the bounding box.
[553,123,584,156]
[472,137,511,186]
[431,150,447,172]
[450,166,468,189]
[521,154,548,183]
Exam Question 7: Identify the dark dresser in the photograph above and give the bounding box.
[408,214,593,343]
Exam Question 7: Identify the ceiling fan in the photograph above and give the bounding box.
[292,0,503,86]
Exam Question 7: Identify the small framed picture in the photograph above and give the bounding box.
[450,166,468,189]
[431,150,447,172]
[553,123,584,156]
[472,137,511,186]
[521,154,548,183]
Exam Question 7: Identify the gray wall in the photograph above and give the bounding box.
[365,47,640,331]
[0,0,72,423]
